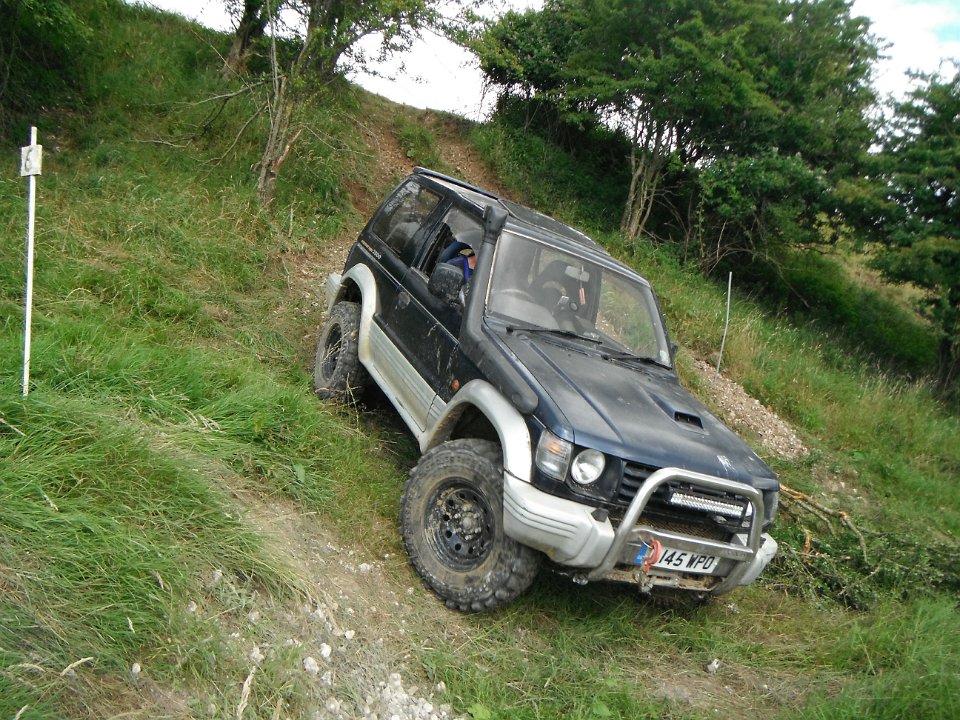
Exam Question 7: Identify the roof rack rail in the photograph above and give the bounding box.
[413,167,498,200]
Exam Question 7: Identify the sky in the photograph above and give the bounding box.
[138,0,960,119]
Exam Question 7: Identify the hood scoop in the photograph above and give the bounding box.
[673,411,704,429]
[649,392,705,431]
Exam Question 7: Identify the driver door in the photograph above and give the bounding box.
[385,206,483,405]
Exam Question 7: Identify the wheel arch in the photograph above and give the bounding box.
[422,380,532,483]
[330,265,380,366]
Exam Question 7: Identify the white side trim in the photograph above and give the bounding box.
[337,264,433,436]
[367,323,432,434]
[422,379,532,483]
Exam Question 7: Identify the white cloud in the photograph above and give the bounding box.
[853,0,960,99]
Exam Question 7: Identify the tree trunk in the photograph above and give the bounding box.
[222,0,267,79]
[256,77,298,206]
[619,117,669,244]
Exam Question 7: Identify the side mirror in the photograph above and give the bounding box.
[429,263,465,305]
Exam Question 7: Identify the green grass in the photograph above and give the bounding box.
[0,4,393,715]
[793,597,960,720]
[1,1,958,718]
[469,119,629,233]
[0,392,284,716]
[747,249,937,376]
[394,110,446,170]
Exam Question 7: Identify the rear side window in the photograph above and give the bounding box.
[370,181,442,265]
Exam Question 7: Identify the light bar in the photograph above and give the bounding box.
[669,491,744,518]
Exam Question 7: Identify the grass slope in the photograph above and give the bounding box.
[0,2,957,719]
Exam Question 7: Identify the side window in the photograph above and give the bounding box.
[370,181,442,265]
[419,207,483,278]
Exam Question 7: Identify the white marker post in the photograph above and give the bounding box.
[20,126,43,396]
[716,272,732,375]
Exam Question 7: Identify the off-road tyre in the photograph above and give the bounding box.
[313,301,368,401]
[400,439,541,612]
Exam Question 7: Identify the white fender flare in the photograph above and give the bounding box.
[330,265,380,367]
[422,379,532,483]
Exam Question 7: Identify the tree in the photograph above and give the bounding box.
[876,69,960,395]
[474,0,879,267]
[686,0,880,269]
[248,0,438,206]
[221,0,271,78]
[0,0,92,139]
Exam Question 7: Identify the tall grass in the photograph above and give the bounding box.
[0,393,281,716]
[470,120,628,233]
[0,2,393,715]
[2,1,958,718]
[792,597,960,720]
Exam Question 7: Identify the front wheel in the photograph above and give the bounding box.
[400,439,541,612]
[313,301,367,401]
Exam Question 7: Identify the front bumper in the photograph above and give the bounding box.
[503,467,777,595]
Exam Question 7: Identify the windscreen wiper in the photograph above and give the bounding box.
[599,347,671,369]
[504,324,602,344]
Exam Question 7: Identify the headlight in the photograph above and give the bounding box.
[570,449,605,485]
[535,430,572,480]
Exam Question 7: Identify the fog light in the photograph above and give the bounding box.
[571,449,605,485]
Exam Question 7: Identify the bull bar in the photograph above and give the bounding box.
[586,467,768,595]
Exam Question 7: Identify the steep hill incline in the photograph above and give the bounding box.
[5,5,958,718]
[222,104,816,720]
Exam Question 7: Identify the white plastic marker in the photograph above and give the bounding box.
[20,126,43,396]
[716,271,732,375]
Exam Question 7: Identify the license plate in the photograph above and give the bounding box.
[634,543,719,575]
[653,547,719,574]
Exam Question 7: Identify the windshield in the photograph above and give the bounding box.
[485,232,672,365]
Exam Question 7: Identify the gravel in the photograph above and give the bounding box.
[691,359,808,460]
[194,525,467,720]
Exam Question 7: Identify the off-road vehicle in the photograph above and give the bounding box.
[315,168,779,611]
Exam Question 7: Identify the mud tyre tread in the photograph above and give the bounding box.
[400,439,541,612]
[313,301,368,402]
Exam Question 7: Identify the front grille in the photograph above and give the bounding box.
[642,517,729,542]
[618,462,658,505]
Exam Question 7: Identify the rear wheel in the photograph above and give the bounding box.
[401,439,541,612]
[313,301,367,401]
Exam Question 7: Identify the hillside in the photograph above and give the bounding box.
[1,3,958,720]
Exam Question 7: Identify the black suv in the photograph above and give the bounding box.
[315,168,779,611]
